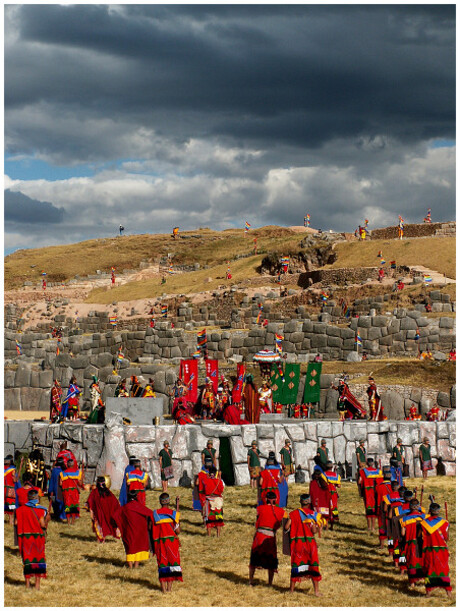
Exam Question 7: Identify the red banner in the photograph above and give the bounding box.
[232,363,246,404]
[179,359,199,404]
[205,359,219,393]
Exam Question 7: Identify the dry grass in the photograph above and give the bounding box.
[5,227,304,291]
[320,359,455,393]
[324,237,456,279]
[4,477,455,607]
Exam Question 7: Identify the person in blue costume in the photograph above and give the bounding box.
[48,457,66,521]
[119,456,137,507]
[258,451,288,508]
[389,458,404,487]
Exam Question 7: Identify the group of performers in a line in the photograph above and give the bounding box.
[355,442,452,597]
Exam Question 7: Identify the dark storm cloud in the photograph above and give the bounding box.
[5,4,455,160]
[4,189,65,224]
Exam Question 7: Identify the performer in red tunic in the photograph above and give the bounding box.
[172,399,195,425]
[309,467,333,529]
[59,459,85,524]
[15,490,50,589]
[152,493,183,592]
[420,503,452,597]
[259,456,282,506]
[366,376,385,420]
[323,461,341,524]
[358,458,383,532]
[86,476,121,543]
[50,379,62,422]
[381,480,403,556]
[285,493,321,595]
[114,489,154,568]
[16,472,44,507]
[202,466,225,536]
[375,466,393,548]
[4,455,18,525]
[125,459,149,506]
[55,442,77,469]
[243,375,261,424]
[399,498,425,587]
[249,491,287,586]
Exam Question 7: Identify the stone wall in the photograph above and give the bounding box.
[370,222,455,240]
[6,419,456,488]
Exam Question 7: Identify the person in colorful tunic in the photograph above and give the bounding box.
[389,489,413,569]
[195,458,213,511]
[249,490,287,586]
[259,454,283,506]
[59,459,85,525]
[243,375,261,424]
[202,466,225,536]
[48,457,66,522]
[309,467,333,529]
[323,460,341,524]
[367,377,384,420]
[15,489,50,590]
[159,441,173,493]
[258,381,273,414]
[399,498,425,587]
[50,379,62,422]
[375,466,393,548]
[88,376,105,423]
[114,378,129,398]
[114,489,154,568]
[358,458,383,532]
[420,503,452,597]
[247,441,261,490]
[25,448,47,491]
[285,493,321,595]
[419,437,433,479]
[200,379,217,420]
[315,439,329,471]
[381,479,404,555]
[279,439,294,478]
[152,493,183,592]
[426,404,442,422]
[4,455,18,525]
[389,457,404,487]
[119,456,137,506]
[86,476,121,543]
[56,442,77,469]
[61,376,81,420]
[172,399,196,425]
[392,438,405,473]
[16,472,44,507]
[125,459,149,506]
[201,439,217,469]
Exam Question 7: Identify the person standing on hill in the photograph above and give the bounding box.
[418,437,433,480]
[159,441,173,493]
[249,490,287,587]
[247,441,261,490]
[285,493,321,595]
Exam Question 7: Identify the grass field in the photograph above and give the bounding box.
[4,477,455,607]
[325,237,456,279]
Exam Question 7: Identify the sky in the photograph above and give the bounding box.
[4,4,456,254]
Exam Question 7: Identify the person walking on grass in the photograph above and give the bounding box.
[59,459,85,525]
[152,493,183,593]
[420,503,452,598]
[419,437,433,480]
[114,489,153,569]
[247,440,261,490]
[86,476,121,544]
[159,441,173,493]
[15,489,50,590]
[249,491,287,587]
[4,455,18,526]
[125,459,149,506]
[358,458,383,532]
[202,466,225,537]
[285,493,321,596]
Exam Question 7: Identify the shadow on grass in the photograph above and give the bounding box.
[339,564,422,597]
[82,554,126,568]
[4,545,19,556]
[105,573,161,590]
[59,532,96,543]
[4,574,25,587]
[207,568,286,593]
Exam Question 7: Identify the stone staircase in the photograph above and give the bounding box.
[435,222,456,237]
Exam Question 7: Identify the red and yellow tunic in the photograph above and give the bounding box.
[250,504,287,570]
[324,470,341,520]
[289,508,321,582]
[114,500,153,563]
[202,477,225,529]
[4,465,17,514]
[16,501,48,578]
[399,510,425,584]
[359,467,383,516]
[375,481,392,541]
[59,467,82,515]
[152,507,183,582]
[126,468,149,506]
[17,486,44,507]
[420,516,451,593]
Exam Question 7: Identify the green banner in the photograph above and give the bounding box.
[270,363,301,405]
[270,364,284,403]
[303,362,322,403]
[280,363,300,405]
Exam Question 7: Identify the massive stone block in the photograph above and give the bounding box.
[96,413,128,490]
[380,391,405,420]
[7,421,33,450]
[234,463,251,486]
[230,435,247,464]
